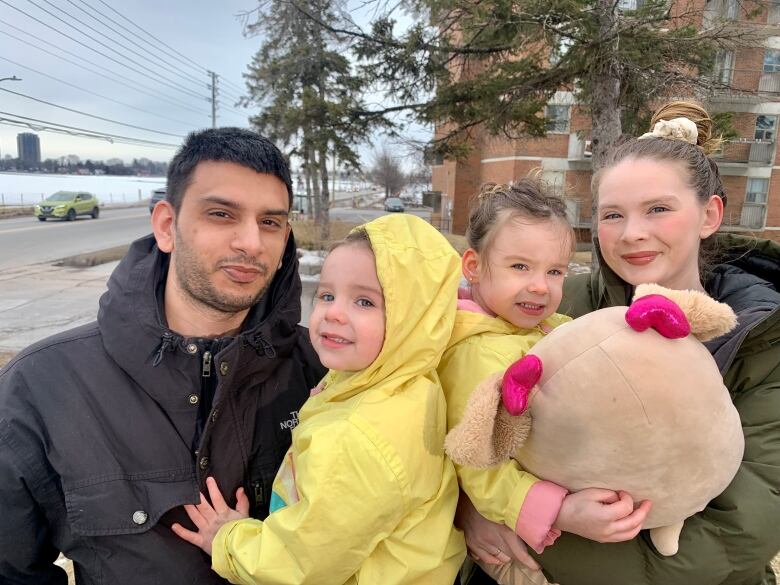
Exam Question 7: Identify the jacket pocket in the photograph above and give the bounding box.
[63,468,197,536]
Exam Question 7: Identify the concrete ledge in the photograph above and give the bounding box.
[54,245,130,268]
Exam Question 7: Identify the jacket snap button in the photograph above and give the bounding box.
[211,409,218,422]
[132,511,148,525]
[219,362,229,376]
[199,456,210,469]
[188,394,199,405]
[186,343,198,354]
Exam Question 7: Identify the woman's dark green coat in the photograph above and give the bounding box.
[537,234,780,585]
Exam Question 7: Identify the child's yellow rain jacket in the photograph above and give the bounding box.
[212,213,466,584]
[439,303,570,552]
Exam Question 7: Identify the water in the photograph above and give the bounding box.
[0,172,378,207]
[0,173,166,206]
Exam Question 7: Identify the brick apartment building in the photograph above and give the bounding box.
[431,0,780,242]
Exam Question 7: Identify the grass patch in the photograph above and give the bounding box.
[0,206,33,219]
[291,220,358,250]
[293,219,471,254]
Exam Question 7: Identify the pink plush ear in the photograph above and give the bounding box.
[502,355,543,416]
[626,294,691,339]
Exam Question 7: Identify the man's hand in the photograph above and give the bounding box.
[553,488,652,543]
[171,477,250,555]
[455,491,540,570]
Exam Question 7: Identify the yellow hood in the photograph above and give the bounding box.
[317,213,462,403]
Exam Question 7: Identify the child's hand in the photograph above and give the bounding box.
[455,492,540,570]
[171,476,250,555]
[553,489,652,543]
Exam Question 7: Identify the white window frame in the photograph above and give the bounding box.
[545,105,571,134]
[755,115,777,141]
[713,49,734,84]
[746,178,769,204]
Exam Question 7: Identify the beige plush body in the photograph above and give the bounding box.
[520,305,743,533]
[446,285,744,560]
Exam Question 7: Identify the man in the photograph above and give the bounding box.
[0,128,326,584]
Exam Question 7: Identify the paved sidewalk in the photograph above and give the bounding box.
[0,261,317,353]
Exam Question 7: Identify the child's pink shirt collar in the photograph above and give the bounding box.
[456,287,554,334]
[457,287,495,316]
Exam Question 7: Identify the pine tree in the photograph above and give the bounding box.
[241,0,379,239]
[322,0,762,168]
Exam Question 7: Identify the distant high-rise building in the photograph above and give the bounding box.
[17,133,41,168]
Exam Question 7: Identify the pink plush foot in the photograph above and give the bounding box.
[502,355,543,416]
[626,294,691,339]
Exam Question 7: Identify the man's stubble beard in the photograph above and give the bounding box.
[172,227,276,315]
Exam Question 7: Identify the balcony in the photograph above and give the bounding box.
[712,140,775,165]
[709,69,780,97]
[722,203,767,230]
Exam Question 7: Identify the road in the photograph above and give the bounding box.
[0,207,152,271]
[0,206,432,271]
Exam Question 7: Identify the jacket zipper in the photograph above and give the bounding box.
[202,351,212,378]
[253,479,265,510]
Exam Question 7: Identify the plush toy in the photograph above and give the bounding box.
[445,284,743,557]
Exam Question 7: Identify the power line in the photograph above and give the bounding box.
[1,0,210,104]
[95,0,209,75]
[0,55,198,128]
[89,0,247,95]
[47,0,214,96]
[24,0,210,101]
[0,23,208,116]
[0,111,181,148]
[0,87,186,138]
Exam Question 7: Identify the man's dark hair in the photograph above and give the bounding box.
[166,127,293,213]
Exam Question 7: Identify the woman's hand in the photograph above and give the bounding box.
[553,488,652,543]
[171,476,250,555]
[455,491,540,570]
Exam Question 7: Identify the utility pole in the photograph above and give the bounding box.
[208,71,218,129]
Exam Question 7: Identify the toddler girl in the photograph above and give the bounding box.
[439,179,650,582]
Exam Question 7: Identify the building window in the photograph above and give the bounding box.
[546,105,571,133]
[723,0,739,18]
[618,0,645,11]
[746,178,769,204]
[770,0,780,23]
[755,115,777,141]
[550,37,573,66]
[713,50,734,84]
[764,49,780,73]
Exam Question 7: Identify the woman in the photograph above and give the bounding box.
[459,101,780,585]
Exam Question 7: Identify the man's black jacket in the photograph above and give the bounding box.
[0,233,325,584]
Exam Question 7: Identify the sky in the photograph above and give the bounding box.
[0,0,428,169]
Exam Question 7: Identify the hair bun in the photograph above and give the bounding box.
[649,101,722,155]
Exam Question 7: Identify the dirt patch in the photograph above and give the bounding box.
[0,206,34,219]
[54,244,130,268]
[290,220,358,250]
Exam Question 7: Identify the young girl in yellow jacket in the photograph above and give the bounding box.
[172,213,466,584]
[439,180,651,575]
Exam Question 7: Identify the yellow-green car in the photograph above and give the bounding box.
[34,191,100,222]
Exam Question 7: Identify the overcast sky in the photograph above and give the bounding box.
[0,0,425,168]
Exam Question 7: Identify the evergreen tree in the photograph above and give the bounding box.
[315,0,760,168]
[241,0,382,238]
